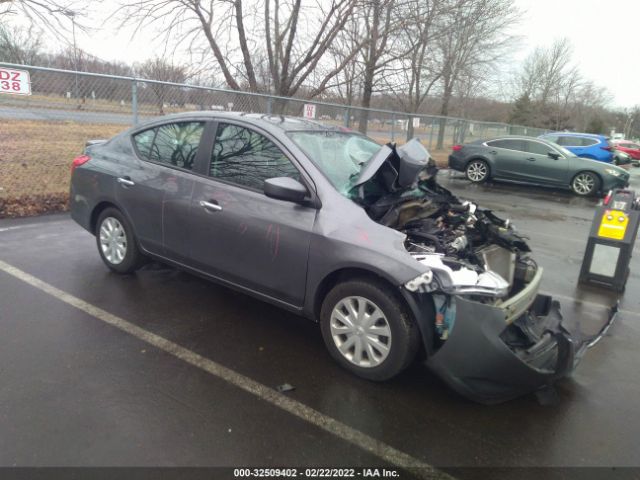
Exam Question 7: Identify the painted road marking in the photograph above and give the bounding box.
[0,259,450,480]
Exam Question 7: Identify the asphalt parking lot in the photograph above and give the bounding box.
[1,168,640,478]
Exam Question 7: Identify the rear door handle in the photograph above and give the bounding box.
[200,200,222,212]
[117,177,135,187]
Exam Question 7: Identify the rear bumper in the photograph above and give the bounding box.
[424,290,617,404]
[448,155,466,172]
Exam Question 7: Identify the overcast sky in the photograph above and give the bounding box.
[34,0,640,108]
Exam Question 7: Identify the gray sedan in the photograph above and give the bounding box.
[448,136,629,195]
[69,113,610,403]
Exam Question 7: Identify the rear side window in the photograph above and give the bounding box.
[210,123,300,191]
[542,135,560,143]
[149,122,205,171]
[133,129,156,159]
[579,137,599,147]
[487,139,526,152]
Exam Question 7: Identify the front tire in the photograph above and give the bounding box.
[95,207,145,274]
[571,171,600,196]
[320,278,420,381]
[465,159,489,183]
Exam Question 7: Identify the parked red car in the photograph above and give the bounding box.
[612,140,640,160]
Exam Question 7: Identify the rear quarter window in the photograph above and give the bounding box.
[133,128,156,160]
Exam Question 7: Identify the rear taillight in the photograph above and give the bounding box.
[71,154,91,173]
[452,145,463,151]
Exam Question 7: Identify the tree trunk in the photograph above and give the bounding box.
[436,85,452,150]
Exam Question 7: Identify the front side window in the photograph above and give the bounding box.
[525,140,551,156]
[147,122,205,171]
[556,136,579,147]
[210,123,300,190]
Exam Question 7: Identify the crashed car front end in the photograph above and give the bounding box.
[352,139,615,403]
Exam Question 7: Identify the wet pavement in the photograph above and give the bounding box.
[1,168,640,477]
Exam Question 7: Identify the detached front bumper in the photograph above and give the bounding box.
[423,276,617,404]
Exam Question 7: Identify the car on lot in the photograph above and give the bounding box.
[448,135,629,196]
[70,113,609,403]
[538,132,613,163]
[612,140,640,163]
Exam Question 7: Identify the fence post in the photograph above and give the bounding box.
[132,80,139,125]
[343,107,350,128]
[391,113,396,142]
[266,97,272,115]
[428,118,435,150]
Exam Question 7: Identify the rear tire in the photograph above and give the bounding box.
[570,171,600,196]
[320,278,420,381]
[465,159,489,183]
[95,207,145,274]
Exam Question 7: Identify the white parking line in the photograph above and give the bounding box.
[0,259,450,479]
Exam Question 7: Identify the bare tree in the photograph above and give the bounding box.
[0,0,88,32]
[385,0,445,139]
[138,58,190,114]
[0,24,43,64]
[435,0,519,148]
[354,0,407,133]
[117,0,360,104]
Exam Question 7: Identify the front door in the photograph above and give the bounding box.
[188,122,317,307]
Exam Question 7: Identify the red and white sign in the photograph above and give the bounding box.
[0,68,32,96]
[303,103,316,119]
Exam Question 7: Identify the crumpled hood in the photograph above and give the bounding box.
[351,139,436,192]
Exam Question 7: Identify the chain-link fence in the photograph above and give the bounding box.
[0,63,548,218]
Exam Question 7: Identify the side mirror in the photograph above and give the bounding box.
[264,177,308,203]
[548,151,560,160]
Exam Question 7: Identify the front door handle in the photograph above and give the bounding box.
[489,150,497,154]
[526,157,536,162]
[200,200,222,212]
[117,177,135,187]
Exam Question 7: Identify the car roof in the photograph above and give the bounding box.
[482,135,550,142]
[143,111,342,133]
[543,131,606,138]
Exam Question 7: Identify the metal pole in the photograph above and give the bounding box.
[343,107,350,128]
[391,113,396,142]
[428,118,435,150]
[132,80,138,125]
[71,15,78,100]
[266,97,272,115]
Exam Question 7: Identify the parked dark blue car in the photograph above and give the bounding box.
[538,132,613,163]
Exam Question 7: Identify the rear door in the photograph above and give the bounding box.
[118,120,206,259]
[486,139,529,180]
[188,121,317,307]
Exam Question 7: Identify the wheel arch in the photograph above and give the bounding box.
[571,170,603,194]
[312,267,434,358]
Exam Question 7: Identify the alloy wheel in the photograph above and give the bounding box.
[572,173,595,195]
[467,161,488,182]
[330,296,392,368]
[99,217,127,265]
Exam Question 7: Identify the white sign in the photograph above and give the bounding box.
[303,103,316,119]
[412,117,420,128]
[0,68,31,96]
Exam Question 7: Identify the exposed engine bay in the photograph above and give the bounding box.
[347,139,615,403]
[350,139,537,303]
